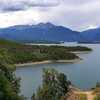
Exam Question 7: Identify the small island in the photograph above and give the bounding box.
[0,39,92,66]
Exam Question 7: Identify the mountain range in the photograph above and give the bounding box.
[0,22,100,43]
[81,28,100,42]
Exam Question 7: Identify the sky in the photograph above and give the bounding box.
[0,0,100,31]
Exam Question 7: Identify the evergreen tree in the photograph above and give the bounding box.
[33,68,71,100]
[0,49,23,100]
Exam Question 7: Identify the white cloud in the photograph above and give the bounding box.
[0,9,40,27]
[0,0,100,31]
[86,25,98,30]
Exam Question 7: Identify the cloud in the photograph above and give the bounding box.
[0,9,40,27]
[0,0,100,31]
[33,0,100,31]
[0,0,60,12]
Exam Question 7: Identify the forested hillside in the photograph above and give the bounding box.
[0,39,92,64]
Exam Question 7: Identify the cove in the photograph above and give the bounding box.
[15,43,100,99]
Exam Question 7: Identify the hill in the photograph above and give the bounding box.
[1,23,100,43]
[80,28,100,42]
[0,23,81,42]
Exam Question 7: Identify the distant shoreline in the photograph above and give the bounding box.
[15,59,81,67]
[72,51,91,54]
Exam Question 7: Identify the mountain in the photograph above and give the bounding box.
[81,28,100,42]
[0,22,81,42]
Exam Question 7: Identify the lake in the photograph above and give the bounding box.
[15,43,100,99]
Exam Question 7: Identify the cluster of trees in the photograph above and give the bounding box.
[7,47,79,64]
[0,49,71,100]
[62,46,92,51]
[0,49,23,100]
[0,39,93,100]
[0,39,92,64]
[32,68,71,100]
[0,45,71,100]
[0,48,71,100]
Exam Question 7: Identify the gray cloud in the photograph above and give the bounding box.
[0,0,100,31]
[0,0,60,12]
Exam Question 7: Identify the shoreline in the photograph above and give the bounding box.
[72,51,92,54]
[15,59,81,67]
[15,51,91,67]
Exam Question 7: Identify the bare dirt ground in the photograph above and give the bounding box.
[74,91,94,100]
[66,88,95,100]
